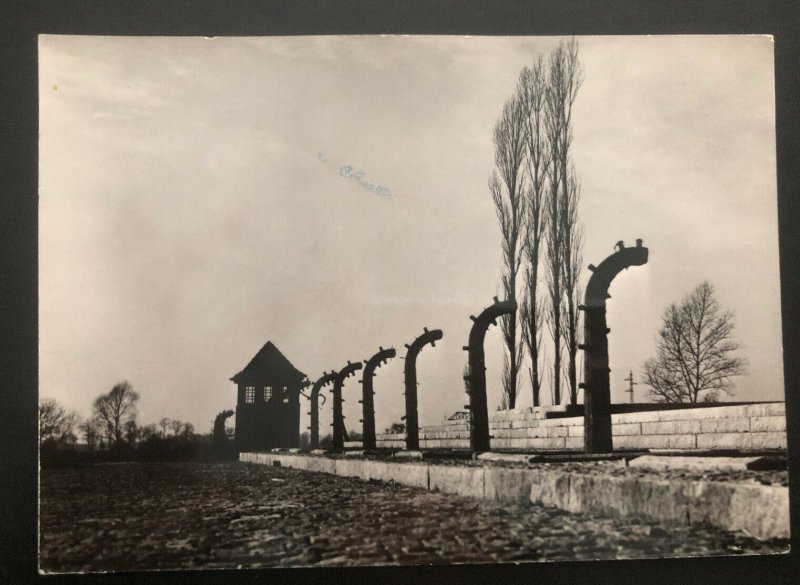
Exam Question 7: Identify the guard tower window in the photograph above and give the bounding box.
[245,386,255,403]
[263,386,273,401]
[282,386,289,403]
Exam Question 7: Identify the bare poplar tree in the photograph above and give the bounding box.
[560,166,584,404]
[517,57,549,408]
[544,38,583,405]
[490,94,527,409]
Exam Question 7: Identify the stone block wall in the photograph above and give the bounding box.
[374,402,786,451]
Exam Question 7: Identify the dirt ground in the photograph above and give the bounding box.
[38,461,789,573]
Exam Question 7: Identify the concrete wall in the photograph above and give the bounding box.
[242,451,790,540]
[375,402,786,451]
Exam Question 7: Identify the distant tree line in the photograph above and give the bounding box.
[39,380,226,466]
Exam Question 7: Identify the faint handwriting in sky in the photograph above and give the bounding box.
[317,149,391,197]
[338,164,392,197]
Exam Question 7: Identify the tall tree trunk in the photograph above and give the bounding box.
[518,58,548,409]
[545,38,583,407]
[548,181,562,406]
[490,95,527,411]
[566,295,578,403]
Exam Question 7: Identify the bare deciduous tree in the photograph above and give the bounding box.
[79,418,102,451]
[170,419,183,437]
[140,423,159,441]
[490,94,527,409]
[544,37,584,405]
[643,282,747,403]
[159,417,170,438]
[518,57,549,408]
[39,398,80,446]
[560,167,584,404]
[124,419,140,447]
[93,381,140,445]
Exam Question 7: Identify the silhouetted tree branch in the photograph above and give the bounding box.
[79,418,102,452]
[39,398,80,447]
[124,419,140,447]
[92,381,139,446]
[159,417,170,438]
[170,419,183,437]
[643,282,747,403]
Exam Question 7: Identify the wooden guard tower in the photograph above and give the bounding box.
[231,341,307,452]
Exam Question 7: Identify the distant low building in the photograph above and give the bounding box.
[448,411,469,421]
[230,341,307,452]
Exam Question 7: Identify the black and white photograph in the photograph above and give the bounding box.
[36,33,790,572]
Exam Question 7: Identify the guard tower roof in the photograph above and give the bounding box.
[230,341,307,385]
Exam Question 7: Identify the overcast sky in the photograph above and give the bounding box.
[39,35,782,435]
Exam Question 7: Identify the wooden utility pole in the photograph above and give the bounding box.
[624,370,637,404]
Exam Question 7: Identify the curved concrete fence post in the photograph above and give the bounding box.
[463,297,517,453]
[308,372,336,449]
[332,361,363,450]
[360,347,396,451]
[403,327,443,450]
[581,239,649,453]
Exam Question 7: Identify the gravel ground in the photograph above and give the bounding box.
[39,461,789,573]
